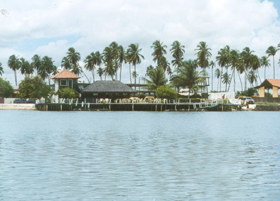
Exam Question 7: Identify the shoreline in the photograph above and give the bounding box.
[0,104,36,110]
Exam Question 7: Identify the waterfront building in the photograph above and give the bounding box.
[50,69,80,92]
[81,80,136,102]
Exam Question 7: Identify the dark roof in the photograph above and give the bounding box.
[50,69,80,79]
[255,79,280,89]
[81,80,136,93]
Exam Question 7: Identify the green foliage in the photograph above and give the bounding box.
[19,76,51,99]
[57,87,78,99]
[156,86,177,99]
[265,92,272,97]
[0,77,14,98]
[236,88,258,97]
[142,66,167,90]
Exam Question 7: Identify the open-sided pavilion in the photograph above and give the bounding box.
[255,79,280,98]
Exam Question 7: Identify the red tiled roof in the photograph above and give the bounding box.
[266,79,280,88]
[50,69,80,79]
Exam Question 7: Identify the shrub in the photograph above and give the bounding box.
[156,86,177,99]
[0,77,14,98]
[57,88,78,99]
[19,76,51,99]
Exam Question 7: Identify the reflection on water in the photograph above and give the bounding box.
[0,111,280,200]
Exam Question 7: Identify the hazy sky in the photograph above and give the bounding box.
[1,0,280,91]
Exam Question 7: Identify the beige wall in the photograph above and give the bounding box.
[259,86,265,97]
[273,86,279,98]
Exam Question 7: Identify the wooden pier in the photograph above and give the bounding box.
[35,102,240,111]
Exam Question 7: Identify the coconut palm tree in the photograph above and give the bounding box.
[241,47,254,93]
[109,42,120,79]
[216,48,227,91]
[195,41,212,72]
[236,57,244,92]
[8,55,20,86]
[170,60,204,98]
[158,56,170,73]
[251,55,261,84]
[170,40,185,71]
[214,68,221,91]
[84,52,96,83]
[266,46,278,79]
[118,45,125,82]
[38,56,55,85]
[145,65,154,77]
[260,56,270,80]
[31,54,41,75]
[125,48,132,84]
[132,71,138,81]
[227,50,239,92]
[19,58,29,76]
[61,57,72,70]
[102,46,115,80]
[247,70,257,87]
[97,67,103,80]
[209,61,215,91]
[222,72,230,91]
[142,66,167,91]
[127,43,144,89]
[151,40,167,65]
[0,62,4,76]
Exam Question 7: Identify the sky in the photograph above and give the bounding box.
[1,0,280,92]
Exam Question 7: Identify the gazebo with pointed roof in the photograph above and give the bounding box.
[50,69,80,92]
[255,79,280,98]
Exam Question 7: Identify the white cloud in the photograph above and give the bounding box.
[0,0,280,90]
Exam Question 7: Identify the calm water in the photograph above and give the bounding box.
[0,111,280,200]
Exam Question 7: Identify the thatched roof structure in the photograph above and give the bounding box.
[82,80,136,93]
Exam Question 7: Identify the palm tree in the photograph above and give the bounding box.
[251,55,261,84]
[66,47,89,82]
[266,46,278,79]
[61,57,72,70]
[0,62,4,76]
[102,46,115,80]
[170,60,204,98]
[214,68,221,91]
[84,52,96,83]
[195,41,212,73]
[31,54,41,75]
[247,70,257,87]
[145,65,154,77]
[132,71,138,81]
[127,43,144,89]
[209,61,215,91]
[222,72,230,91]
[8,55,20,86]
[227,50,239,92]
[241,47,254,93]
[97,67,103,80]
[109,42,120,80]
[118,45,125,82]
[142,66,167,90]
[260,56,270,80]
[38,56,55,85]
[151,40,167,65]
[19,58,32,76]
[158,56,170,73]
[170,40,185,71]
[216,48,227,91]
[125,48,132,84]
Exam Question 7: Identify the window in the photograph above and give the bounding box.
[60,79,67,86]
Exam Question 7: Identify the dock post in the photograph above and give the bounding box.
[161,104,162,111]
[60,104,62,111]
[175,104,177,111]
[155,104,157,111]
[109,103,111,111]
[46,105,48,111]
[132,104,134,111]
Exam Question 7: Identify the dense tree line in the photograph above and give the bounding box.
[1,41,280,95]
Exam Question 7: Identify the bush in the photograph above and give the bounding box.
[57,88,78,99]
[236,88,258,97]
[0,77,14,98]
[19,76,51,99]
[156,86,177,99]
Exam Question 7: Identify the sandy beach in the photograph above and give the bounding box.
[0,104,36,110]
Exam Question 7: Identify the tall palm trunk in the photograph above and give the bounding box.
[217,77,219,91]
[273,55,275,79]
[120,65,122,82]
[257,69,261,84]
[212,67,213,92]
[264,67,266,80]
[238,71,243,92]
[134,64,136,90]
[220,67,223,92]
[129,63,131,84]
[14,70,17,86]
